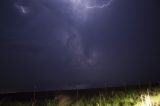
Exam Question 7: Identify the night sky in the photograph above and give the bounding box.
[0,0,160,92]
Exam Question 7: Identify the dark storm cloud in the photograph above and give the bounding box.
[0,0,160,92]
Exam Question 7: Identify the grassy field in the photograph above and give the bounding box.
[0,85,160,106]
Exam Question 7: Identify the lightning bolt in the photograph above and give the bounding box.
[86,0,113,9]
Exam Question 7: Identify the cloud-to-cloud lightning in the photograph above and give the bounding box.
[69,0,113,9]
[86,0,113,9]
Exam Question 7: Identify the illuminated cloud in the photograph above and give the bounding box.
[13,0,106,69]
[67,0,89,21]
[14,3,30,15]
[61,29,101,69]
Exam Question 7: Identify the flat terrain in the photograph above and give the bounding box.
[0,84,160,106]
